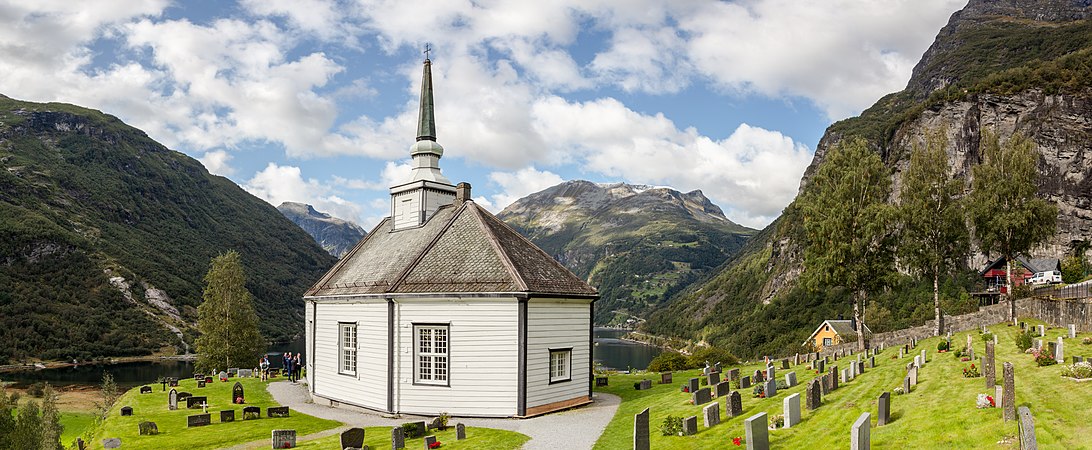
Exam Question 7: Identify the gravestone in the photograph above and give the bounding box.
[806,379,821,410]
[187,414,211,427]
[715,381,731,398]
[410,421,427,438]
[1048,341,1057,359]
[793,353,800,365]
[140,386,151,394]
[1069,324,1077,339]
[194,374,204,381]
[219,371,228,381]
[765,365,775,381]
[596,377,608,387]
[754,369,764,382]
[638,379,652,390]
[869,356,875,368]
[102,438,121,449]
[1002,362,1016,421]
[221,410,235,422]
[186,396,206,409]
[744,412,770,450]
[857,361,865,375]
[740,376,751,389]
[851,412,870,450]
[205,376,213,383]
[168,378,178,387]
[633,407,650,450]
[909,366,918,386]
[1039,325,1045,337]
[898,348,903,359]
[693,387,712,405]
[715,362,722,372]
[138,421,158,436]
[903,376,911,394]
[228,367,238,375]
[727,368,740,382]
[243,406,261,420]
[829,367,839,391]
[456,423,466,440]
[783,393,800,428]
[688,378,700,393]
[727,391,743,417]
[764,378,777,397]
[391,426,405,450]
[271,430,296,449]
[428,416,445,431]
[920,349,927,363]
[707,371,720,385]
[985,341,996,389]
[877,392,890,426]
[1076,356,1084,363]
[781,359,789,370]
[816,360,825,373]
[660,372,672,384]
[702,402,720,427]
[1017,406,1038,450]
[268,406,290,418]
[841,368,849,384]
[820,373,831,395]
[424,435,437,449]
[967,334,973,351]
[169,389,178,410]
[233,381,245,404]
[682,415,698,436]
[1057,337,1065,364]
[785,371,797,387]
[120,406,132,416]
[177,392,192,402]
[198,380,206,388]
[239,369,253,378]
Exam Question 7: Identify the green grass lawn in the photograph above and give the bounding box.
[295,426,528,449]
[59,411,96,445]
[90,377,340,449]
[593,318,1092,448]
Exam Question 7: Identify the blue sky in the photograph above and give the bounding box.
[0,0,965,229]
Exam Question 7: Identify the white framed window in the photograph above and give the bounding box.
[822,337,832,347]
[339,322,357,375]
[415,324,449,385]
[549,348,572,384]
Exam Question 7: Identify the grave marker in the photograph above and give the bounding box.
[239,369,253,378]
[715,381,731,398]
[268,406,290,418]
[909,366,918,386]
[783,393,800,428]
[271,430,296,449]
[1003,362,1016,421]
[187,414,211,427]
[120,406,132,416]
[139,386,151,394]
[830,367,839,391]
[221,410,235,423]
[243,406,261,420]
[781,359,789,370]
[168,389,178,410]
[596,377,608,387]
[703,402,720,428]
[766,365,776,381]
[138,421,158,436]
[727,368,740,382]
[682,416,698,436]
[851,412,870,450]
[233,381,245,404]
[985,340,996,389]
[1018,407,1038,450]
[727,391,743,417]
[1057,337,1065,364]
[424,435,438,449]
[688,378,700,393]
[456,423,466,440]
[1039,325,1045,337]
[764,378,777,397]
[877,392,890,426]
[660,372,672,384]
[198,380,206,388]
[806,379,821,410]
[740,376,751,389]
[391,426,405,450]
[744,412,769,450]
[707,371,720,386]
[102,438,121,449]
[186,396,206,409]
[693,387,712,405]
[785,371,797,387]
[903,376,911,394]
[1069,324,1076,339]
[342,428,365,449]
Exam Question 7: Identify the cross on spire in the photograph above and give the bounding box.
[424,43,432,61]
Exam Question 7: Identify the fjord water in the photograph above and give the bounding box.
[6,329,658,387]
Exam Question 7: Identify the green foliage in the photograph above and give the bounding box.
[195,251,266,373]
[797,137,895,350]
[937,341,950,352]
[686,347,738,369]
[1015,329,1035,351]
[1061,255,1088,284]
[96,373,120,420]
[39,385,63,450]
[982,332,994,343]
[647,352,689,373]
[659,415,683,436]
[0,389,14,450]
[968,131,1058,318]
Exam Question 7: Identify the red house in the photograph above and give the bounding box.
[979,256,1060,293]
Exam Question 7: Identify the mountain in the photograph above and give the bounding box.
[0,95,337,363]
[497,180,755,326]
[277,202,366,258]
[645,0,1092,357]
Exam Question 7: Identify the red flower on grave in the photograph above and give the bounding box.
[733,436,742,446]
[429,441,442,449]
[987,396,995,407]
[971,364,976,368]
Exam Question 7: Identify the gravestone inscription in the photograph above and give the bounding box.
[187,414,211,427]
[271,429,296,449]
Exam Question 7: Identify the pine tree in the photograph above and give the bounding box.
[195,251,266,373]
[968,132,1057,323]
[798,137,895,351]
[898,130,969,336]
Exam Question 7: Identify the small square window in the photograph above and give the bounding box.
[549,348,572,384]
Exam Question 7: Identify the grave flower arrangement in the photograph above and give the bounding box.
[1061,361,1092,380]
[893,386,905,395]
[732,436,743,446]
[975,393,995,409]
[962,363,981,378]
[1083,337,1092,345]
[428,441,442,449]
[681,385,690,393]
[1031,348,1057,367]
[768,414,785,429]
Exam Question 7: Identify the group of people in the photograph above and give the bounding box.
[256,352,304,382]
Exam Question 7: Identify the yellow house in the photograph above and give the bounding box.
[804,320,872,352]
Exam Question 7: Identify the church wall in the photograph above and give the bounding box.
[392,190,422,230]
[309,299,389,411]
[422,189,455,222]
[525,298,593,411]
[393,297,519,417]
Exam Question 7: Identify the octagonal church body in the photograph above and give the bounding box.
[304,57,598,418]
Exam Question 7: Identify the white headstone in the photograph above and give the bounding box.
[1069,324,1077,339]
[784,393,801,428]
[1057,337,1065,363]
[851,413,870,450]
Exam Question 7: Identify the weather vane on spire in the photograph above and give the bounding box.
[424,43,432,61]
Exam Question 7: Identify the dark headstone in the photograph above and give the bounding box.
[1017,406,1038,450]
[391,426,405,450]
[660,372,672,384]
[198,380,206,388]
[168,389,178,410]
[703,402,721,428]
[781,359,789,370]
[727,391,743,417]
[268,406,290,418]
[1003,362,1016,421]
[138,421,158,436]
[120,406,132,416]
[707,371,720,385]
[715,381,731,397]
[455,423,466,440]
[740,376,751,389]
[102,438,121,449]
[596,377,608,387]
[168,378,179,387]
[985,340,996,389]
[221,410,235,422]
[830,366,839,391]
[806,379,821,410]
[204,376,213,384]
[693,387,711,405]
[194,374,204,381]
[186,396,207,409]
[342,428,366,449]
[639,379,652,390]
[744,412,769,450]
[427,417,444,431]
[688,377,699,393]
[423,435,437,449]
[753,369,764,382]
[76,438,85,450]
[233,382,245,404]
[877,392,890,426]
[187,414,211,427]
[682,415,698,436]
[633,408,649,450]
[727,368,740,382]
[139,386,152,394]
[243,406,261,420]
[271,429,296,449]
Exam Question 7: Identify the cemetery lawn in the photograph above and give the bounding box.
[90,377,340,449]
[59,411,96,444]
[294,426,528,449]
[593,319,1092,449]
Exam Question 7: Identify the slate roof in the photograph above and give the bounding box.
[803,320,873,345]
[306,201,597,298]
[979,256,1061,276]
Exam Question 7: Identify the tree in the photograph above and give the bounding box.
[195,251,266,373]
[10,401,41,450]
[798,137,895,351]
[898,130,969,336]
[968,132,1057,323]
[0,388,15,450]
[39,385,63,450]
[94,373,119,420]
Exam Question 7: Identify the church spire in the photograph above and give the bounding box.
[417,46,436,142]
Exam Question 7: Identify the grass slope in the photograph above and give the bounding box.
[295,426,528,449]
[594,319,1091,448]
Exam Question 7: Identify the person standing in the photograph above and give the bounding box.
[260,355,270,381]
[293,353,302,382]
[285,353,295,382]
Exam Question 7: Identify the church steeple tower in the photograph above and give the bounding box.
[390,50,456,230]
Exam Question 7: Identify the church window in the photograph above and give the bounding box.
[549,348,571,383]
[415,324,449,385]
[339,323,357,375]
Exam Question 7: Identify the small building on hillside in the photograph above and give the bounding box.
[302,57,598,418]
[804,320,872,352]
[979,256,1061,293]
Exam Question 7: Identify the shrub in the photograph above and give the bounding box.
[937,340,950,352]
[981,332,994,343]
[963,364,981,378]
[660,415,683,436]
[648,351,689,372]
[1015,330,1035,351]
[686,347,739,369]
[1061,362,1092,379]
[26,383,45,398]
[1031,349,1057,367]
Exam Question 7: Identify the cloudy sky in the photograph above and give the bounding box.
[0,0,965,228]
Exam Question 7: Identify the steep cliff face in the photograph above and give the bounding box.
[277,202,366,258]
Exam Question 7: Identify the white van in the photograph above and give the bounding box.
[1029,271,1062,285]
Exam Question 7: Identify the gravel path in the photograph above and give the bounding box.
[266,381,621,450]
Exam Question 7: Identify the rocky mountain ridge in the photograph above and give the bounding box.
[277,202,366,258]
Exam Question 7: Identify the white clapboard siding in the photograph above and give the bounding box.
[394,298,519,417]
[526,299,592,408]
[310,299,388,411]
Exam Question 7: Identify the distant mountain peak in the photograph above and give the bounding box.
[277,202,365,258]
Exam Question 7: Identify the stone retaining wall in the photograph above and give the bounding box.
[1017,296,1092,332]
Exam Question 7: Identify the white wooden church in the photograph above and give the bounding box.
[303,57,598,418]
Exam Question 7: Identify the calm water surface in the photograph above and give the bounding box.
[6,329,659,387]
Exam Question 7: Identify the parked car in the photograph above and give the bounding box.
[1029,270,1063,285]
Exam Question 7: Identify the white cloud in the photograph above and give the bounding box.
[486,167,565,211]
[244,163,365,224]
[198,150,235,176]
